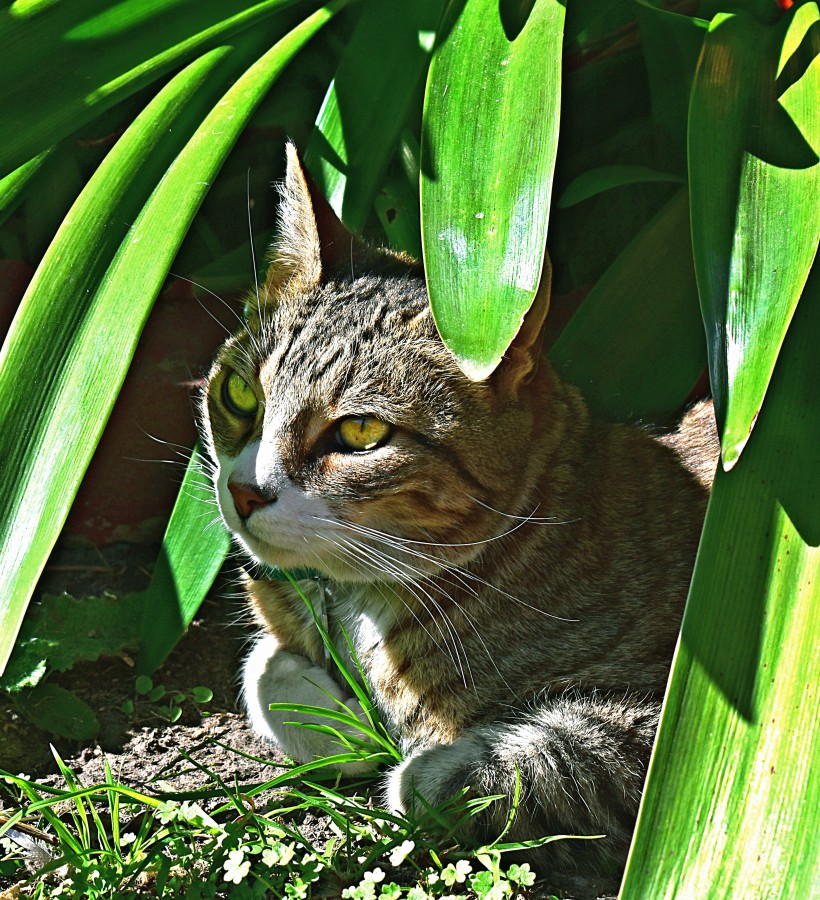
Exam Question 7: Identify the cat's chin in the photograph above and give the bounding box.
[241,538,402,585]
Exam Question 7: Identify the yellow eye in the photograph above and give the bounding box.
[222,370,259,418]
[337,416,391,452]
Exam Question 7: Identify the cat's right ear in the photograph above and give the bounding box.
[261,142,356,303]
[493,250,552,396]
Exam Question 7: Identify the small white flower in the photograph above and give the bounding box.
[118,831,137,846]
[223,848,251,884]
[263,841,296,867]
[388,839,415,866]
[486,880,512,900]
[364,867,385,883]
[441,859,471,886]
[406,888,429,900]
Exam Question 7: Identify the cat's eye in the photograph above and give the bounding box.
[336,416,391,452]
[222,370,259,418]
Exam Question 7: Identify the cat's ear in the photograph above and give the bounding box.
[261,142,356,302]
[493,250,552,395]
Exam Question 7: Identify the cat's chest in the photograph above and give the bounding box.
[323,582,398,673]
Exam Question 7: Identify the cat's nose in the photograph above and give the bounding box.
[228,481,275,519]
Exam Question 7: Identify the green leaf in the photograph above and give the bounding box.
[0,149,54,226]
[635,0,708,153]
[689,4,820,467]
[0,593,144,692]
[556,164,685,209]
[550,189,705,422]
[136,446,230,674]
[0,4,345,678]
[134,675,154,696]
[621,260,820,898]
[375,173,422,259]
[191,686,214,703]
[0,0,307,177]
[305,0,446,232]
[421,0,565,380]
[16,683,100,741]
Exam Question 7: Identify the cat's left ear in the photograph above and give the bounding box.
[261,142,359,303]
[493,251,552,395]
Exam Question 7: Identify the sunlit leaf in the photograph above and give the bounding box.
[305,0,446,232]
[689,3,820,467]
[137,446,230,675]
[0,0,307,177]
[621,260,820,898]
[421,0,565,380]
[0,4,345,676]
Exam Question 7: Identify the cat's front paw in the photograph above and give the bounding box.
[243,634,373,774]
[385,733,491,816]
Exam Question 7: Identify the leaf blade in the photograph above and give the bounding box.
[421,0,565,380]
[688,5,820,467]
[0,4,345,676]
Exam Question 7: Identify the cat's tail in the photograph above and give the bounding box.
[385,690,660,874]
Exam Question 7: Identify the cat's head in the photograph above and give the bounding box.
[200,144,553,583]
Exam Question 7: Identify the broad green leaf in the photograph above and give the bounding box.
[0,0,307,177]
[689,4,820,468]
[375,174,422,259]
[0,47,238,677]
[0,592,144,692]
[137,447,230,675]
[305,0,445,232]
[635,0,708,153]
[621,260,820,898]
[556,164,685,209]
[550,189,705,422]
[0,4,345,677]
[422,0,565,380]
[16,684,100,741]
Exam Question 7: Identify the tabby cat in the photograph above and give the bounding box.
[199,143,718,873]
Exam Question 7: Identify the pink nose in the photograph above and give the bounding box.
[228,482,274,519]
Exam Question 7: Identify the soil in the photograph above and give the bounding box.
[0,543,618,900]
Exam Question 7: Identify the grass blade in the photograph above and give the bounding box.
[421,0,565,380]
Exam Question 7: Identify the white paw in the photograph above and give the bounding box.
[242,634,373,774]
[386,734,489,815]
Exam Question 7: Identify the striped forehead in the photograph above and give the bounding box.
[254,276,432,396]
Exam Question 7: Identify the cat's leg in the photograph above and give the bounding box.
[385,692,659,872]
[243,633,372,774]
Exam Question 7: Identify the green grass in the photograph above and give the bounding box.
[0,751,552,899]
[0,584,569,899]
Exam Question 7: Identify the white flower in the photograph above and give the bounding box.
[263,841,296,867]
[441,859,472,886]
[486,880,512,900]
[388,839,415,867]
[118,831,137,846]
[223,848,251,884]
[406,888,429,900]
[364,867,385,883]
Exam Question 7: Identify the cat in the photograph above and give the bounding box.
[199,142,719,874]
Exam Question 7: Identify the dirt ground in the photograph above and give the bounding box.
[0,543,618,900]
